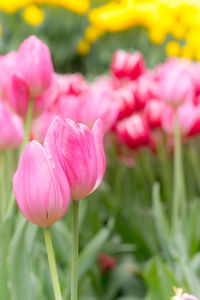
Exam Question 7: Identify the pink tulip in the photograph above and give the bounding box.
[32,110,55,144]
[53,94,81,122]
[158,59,195,106]
[17,35,53,98]
[7,68,57,119]
[33,73,59,117]
[79,88,119,131]
[182,294,199,300]
[144,99,164,129]
[161,103,196,136]
[0,101,24,149]
[113,84,136,120]
[13,140,70,227]
[135,72,159,111]
[116,114,154,150]
[111,50,128,79]
[0,51,17,99]
[111,50,145,80]
[44,117,106,201]
[56,73,88,96]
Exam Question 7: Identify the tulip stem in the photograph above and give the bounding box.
[71,200,79,300]
[20,97,34,155]
[6,98,34,218]
[172,110,186,231]
[43,228,62,300]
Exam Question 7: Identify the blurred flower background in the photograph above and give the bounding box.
[2,1,200,300]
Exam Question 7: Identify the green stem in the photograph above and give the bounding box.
[20,98,34,156]
[171,110,186,231]
[71,201,80,300]
[43,228,62,300]
[5,98,34,218]
[0,151,7,219]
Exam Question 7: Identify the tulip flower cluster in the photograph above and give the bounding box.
[2,35,200,299]
[29,50,200,163]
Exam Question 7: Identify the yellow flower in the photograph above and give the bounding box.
[85,26,105,43]
[181,44,194,60]
[23,5,44,26]
[149,27,166,44]
[166,41,181,57]
[57,0,90,14]
[77,39,90,56]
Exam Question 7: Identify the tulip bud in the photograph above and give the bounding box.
[44,117,106,201]
[0,101,24,149]
[13,140,70,227]
[17,35,53,98]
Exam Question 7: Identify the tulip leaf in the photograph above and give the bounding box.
[0,213,14,299]
[8,217,40,300]
[144,257,178,300]
[152,182,171,261]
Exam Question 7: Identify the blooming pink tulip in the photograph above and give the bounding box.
[182,294,199,300]
[116,114,154,150]
[111,50,145,80]
[158,59,195,106]
[135,72,159,110]
[161,103,196,139]
[53,94,81,122]
[79,88,119,131]
[17,35,53,98]
[0,51,17,99]
[32,110,55,144]
[44,117,106,201]
[56,73,88,96]
[0,101,24,149]
[144,99,164,129]
[113,84,136,120]
[13,140,70,227]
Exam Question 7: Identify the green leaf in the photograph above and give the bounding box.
[0,212,14,299]
[152,182,171,261]
[8,218,31,300]
[144,257,179,300]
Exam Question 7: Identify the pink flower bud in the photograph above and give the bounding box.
[44,117,106,201]
[17,35,53,98]
[0,101,24,149]
[13,140,70,227]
